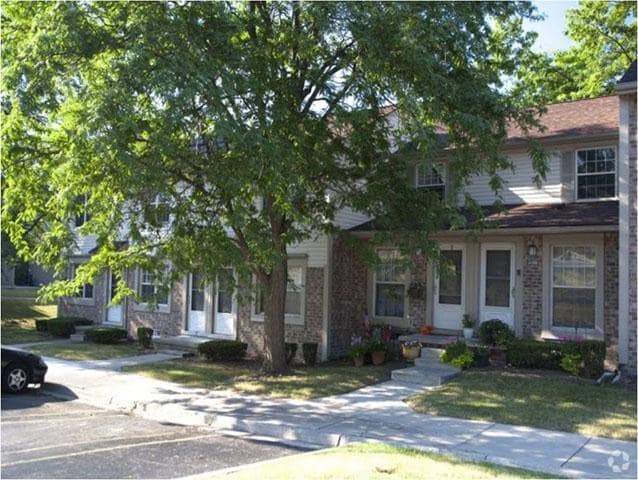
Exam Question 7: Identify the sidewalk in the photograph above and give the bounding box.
[37,355,636,479]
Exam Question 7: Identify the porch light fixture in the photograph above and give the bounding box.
[527,244,538,257]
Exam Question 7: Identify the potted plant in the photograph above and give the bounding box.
[419,324,433,335]
[462,314,474,339]
[401,340,421,361]
[348,336,368,367]
[368,339,388,365]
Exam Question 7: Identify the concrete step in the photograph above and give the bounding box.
[391,366,460,386]
[418,347,444,362]
[69,333,85,343]
[153,335,211,353]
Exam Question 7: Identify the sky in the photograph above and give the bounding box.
[526,0,578,53]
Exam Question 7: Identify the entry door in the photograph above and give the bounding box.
[433,246,465,330]
[187,272,207,335]
[106,271,123,325]
[479,244,515,328]
[213,269,236,337]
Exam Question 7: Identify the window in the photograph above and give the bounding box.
[217,269,233,314]
[439,250,462,305]
[252,261,306,319]
[190,273,205,312]
[139,268,169,306]
[151,194,170,224]
[71,263,93,299]
[416,164,445,197]
[576,147,616,200]
[75,195,91,227]
[484,250,511,307]
[374,250,407,318]
[551,246,596,329]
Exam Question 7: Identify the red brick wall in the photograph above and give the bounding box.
[521,234,543,338]
[604,232,619,365]
[628,94,637,373]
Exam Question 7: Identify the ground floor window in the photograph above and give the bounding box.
[139,268,169,306]
[551,246,596,329]
[374,250,407,318]
[253,260,306,320]
[71,263,93,299]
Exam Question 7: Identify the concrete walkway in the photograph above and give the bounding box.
[36,356,636,479]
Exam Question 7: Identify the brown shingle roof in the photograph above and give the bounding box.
[349,200,618,232]
[506,96,619,144]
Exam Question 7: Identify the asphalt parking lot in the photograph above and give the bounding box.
[1,390,306,479]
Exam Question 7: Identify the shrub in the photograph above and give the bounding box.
[461,314,474,329]
[137,327,154,348]
[471,347,490,368]
[302,342,318,366]
[575,340,606,379]
[560,353,582,376]
[198,340,247,361]
[451,351,474,369]
[348,342,368,360]
[84,327,128,344]
[441,340,469,363]
[47,318,76,338]
[477,319,513,346]
[71,318,93,326]
[285,343,298,365]
[35,319,50,333]
[367,339,388,353]
[36,316,92,334]
[494,328,516,347]
[506,340,562,370]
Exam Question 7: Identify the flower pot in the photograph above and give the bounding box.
[402,344,421,361]
[419,325,433,335]
[371,351,386,366]
[353,355,365,367]
[463,328,474,339]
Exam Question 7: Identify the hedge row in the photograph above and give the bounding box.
[36,317,93,337]
[198,340,247,361]
[84,327,128,344]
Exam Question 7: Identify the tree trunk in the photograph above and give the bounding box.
[262,256,288,374]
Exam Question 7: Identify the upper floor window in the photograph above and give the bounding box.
[75,195,91,227]
[416,165,445,197]
[70,263,93,299]
[151,194,170,224]
[139,267,169,306]
[576,147,616,200]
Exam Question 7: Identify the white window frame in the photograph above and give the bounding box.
[416,164,446,194]
[575,146,617,201]
[70,262,94,303]
[251,258,306,325]
[136,267,170,312]
[373,249,408,320]
[151,194,171,225]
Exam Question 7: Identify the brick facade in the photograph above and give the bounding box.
[628,93,637,373]
[521,234,543,338]
[604,233,619,365]
[58,271,107,323]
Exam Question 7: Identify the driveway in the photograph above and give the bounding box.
[1,390,307,479]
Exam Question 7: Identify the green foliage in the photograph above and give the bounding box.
[137,327,154,349]
[198,340,247,362]
[302,342,318,366]
[461,314,474,329]
[560,354,582,376]
[47,318,76,338]
[84,327,128,344]
[367,339,388,353]
[285,342,298,365]
[348,342,369,360]
[506,340,562,370]
[575,340,606,379]
[477,320,513,346]
[472,347,491,368]
[451,351,474,370]
[34,319,50,333]
[35,316,91,334]
[1,1,544,373]
[441,341,469,364]
[515,1,636,102]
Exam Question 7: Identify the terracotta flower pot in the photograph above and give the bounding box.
[371,351,386,365]
[353,355,365,367]
[402,344,421,361]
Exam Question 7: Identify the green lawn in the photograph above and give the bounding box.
[1,292,57,344]
[26,342,145,361]
[407,370,637,442]
[125,358,404,399]
[217,442,553,480]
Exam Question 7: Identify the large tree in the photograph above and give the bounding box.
[516,0,637,103]
[2,1,543,373]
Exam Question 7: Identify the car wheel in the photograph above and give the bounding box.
[3,362,30,393]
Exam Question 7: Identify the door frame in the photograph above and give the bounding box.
[433,243,466,329]
[104,269,125,326]
[185,272,210,336]
[479,242,516,327]
[212,269,237,339]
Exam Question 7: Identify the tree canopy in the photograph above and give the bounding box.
[2,1,544,372]
[516,0,637,103]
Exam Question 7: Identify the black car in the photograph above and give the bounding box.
[1,348,48,393]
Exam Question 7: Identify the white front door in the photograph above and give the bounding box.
[479,244,515,328]
[106,271,123,325]
[433,245,465,330]
[187,272,207,335]
[213,269,236,337]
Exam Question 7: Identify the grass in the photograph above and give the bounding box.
[407,370,637,442]
[125,358,404,399]
[217,442,553,480]
[26,342,145,361]
[1,292,57,344]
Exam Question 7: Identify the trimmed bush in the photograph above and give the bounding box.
[35,319,50,333]
[506,340,562,370]
[285,343,298,365]
[198,340,247,361]
[576,340,605,379]
[137,327,154,349]
[302,342,318,366]
[84,327,128,344]
[47,318,76,338]
[451,351,474,369]
[441,340,469,363]
[35,316,92,334]
[471,347,490,368]
[477,319,513,346]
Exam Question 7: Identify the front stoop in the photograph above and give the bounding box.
[391,348,460,386]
